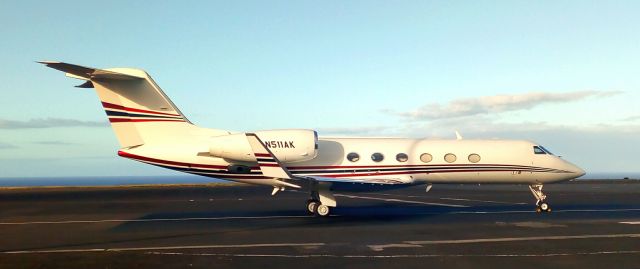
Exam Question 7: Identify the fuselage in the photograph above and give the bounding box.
[119,134,585,187]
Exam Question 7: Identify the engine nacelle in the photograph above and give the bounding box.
[209,129,318,163]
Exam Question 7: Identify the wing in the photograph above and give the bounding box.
[245,133,414,190]
[245,133,294,179]
[301,175,413,185]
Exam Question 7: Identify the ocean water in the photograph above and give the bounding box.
[0,175,227,187]
[580,172,640,180]
[0,172,637,187]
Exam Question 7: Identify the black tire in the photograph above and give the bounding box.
[306,200,319,215]
[539,202,550,212]
[315,204,330,217]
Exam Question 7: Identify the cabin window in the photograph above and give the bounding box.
[396,153,408,162]
[346,152,360,162]
[468,153,481,163]
[371,153,384,162]
[533,146,546,154]
[420,153,433,163]
[444,153,457,163]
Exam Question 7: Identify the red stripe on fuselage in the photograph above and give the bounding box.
[323,169,525,178]
[109,118,185,123]
[287,163,541,170]
[118,151,230,169]
[254,153,271,157]
[101,102,181,117]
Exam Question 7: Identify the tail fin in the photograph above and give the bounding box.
[40,61,203,148]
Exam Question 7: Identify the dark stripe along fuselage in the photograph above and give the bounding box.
[118,151,573,181]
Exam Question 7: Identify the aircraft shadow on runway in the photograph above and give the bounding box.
[110,201,640,231]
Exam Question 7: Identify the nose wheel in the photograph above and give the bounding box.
[536,200,551,213]
[529,184,552,213]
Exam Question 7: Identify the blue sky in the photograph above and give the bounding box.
[1,1,639,177]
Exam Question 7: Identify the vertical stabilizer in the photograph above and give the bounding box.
[40,61,212,148]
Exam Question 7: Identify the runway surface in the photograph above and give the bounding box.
[1,181,639,268]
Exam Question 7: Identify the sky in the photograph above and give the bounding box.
[0,1,639,178]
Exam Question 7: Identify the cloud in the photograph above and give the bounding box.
[315,117,640,172]
[32,141,78,145]
[0,142,18,149]
[398,116,640,139]
[316,126,390,136]
[392,91,622,120]
[621,115,640,122]
[316,114,640,140]
[0,118,108,129]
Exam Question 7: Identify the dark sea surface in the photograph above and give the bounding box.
[0,175,227,187]
[0,172,638,187]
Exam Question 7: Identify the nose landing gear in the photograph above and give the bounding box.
[529,184,551,213]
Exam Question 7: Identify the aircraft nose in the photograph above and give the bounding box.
[558,159,585,179]
[574,166,586,178]
[566,162,586,178]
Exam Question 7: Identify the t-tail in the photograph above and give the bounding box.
[39,61,226,148]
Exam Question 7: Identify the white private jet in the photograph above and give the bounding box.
[40,61,586,217]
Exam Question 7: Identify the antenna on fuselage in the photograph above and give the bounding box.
[455,131,463,140]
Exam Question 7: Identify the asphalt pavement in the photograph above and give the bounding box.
[1,181,639,268]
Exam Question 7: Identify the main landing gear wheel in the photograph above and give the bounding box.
[306,199,319,215]
[315,204,331,217]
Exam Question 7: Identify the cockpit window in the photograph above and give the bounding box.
[533,146,546,154]
[540,146,554,155]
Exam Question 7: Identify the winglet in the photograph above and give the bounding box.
[245,133,294,180]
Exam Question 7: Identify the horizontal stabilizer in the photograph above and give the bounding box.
[38,61,144,80]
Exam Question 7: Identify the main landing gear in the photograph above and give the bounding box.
[306,199,321,215]
[529,184,551,213]
[305,185,336,217]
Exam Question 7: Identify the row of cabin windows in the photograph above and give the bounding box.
[346,152,482,163]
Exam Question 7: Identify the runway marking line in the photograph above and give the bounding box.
[335,194,469,208]
[289,190,468,207]
[2,209,640,226]
[439,197,528,205]
[448,208,640,215]
[373,193,527,205]
[619,221,640,225]
[3,234,639,255]
[0,215,312,225]
[143,250,640,258]
[405,233,640,245]
[2,243,326,254]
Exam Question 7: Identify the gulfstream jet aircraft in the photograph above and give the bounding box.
[40,61,586,217]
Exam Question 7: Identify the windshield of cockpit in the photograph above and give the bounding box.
[533,145,554,155]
